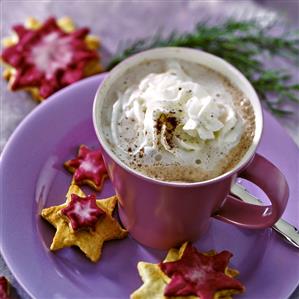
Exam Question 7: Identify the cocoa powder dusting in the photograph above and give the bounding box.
[155,114,179,149]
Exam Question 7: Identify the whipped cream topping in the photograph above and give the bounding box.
[111,61,245,172]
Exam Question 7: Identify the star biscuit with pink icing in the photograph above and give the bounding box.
[1,16,102,101]
[61,193,105,231]
[41,184,128,262]
[64,144,108,191]
[131,242,245,299]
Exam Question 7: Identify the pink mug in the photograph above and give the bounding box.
[93,47,289,249]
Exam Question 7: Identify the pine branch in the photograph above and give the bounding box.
[107,19,299,116]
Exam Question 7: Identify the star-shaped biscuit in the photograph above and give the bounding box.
[1,16,102,101]
[64,144,108,191]
[131,243,244,299]
[41,184,127,262]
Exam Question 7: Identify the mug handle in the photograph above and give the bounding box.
[214,153,289,228]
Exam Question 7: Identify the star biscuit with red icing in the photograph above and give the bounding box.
[41,184,127,262]
[61,193,105,232]
[1,16,102,101]
[131,242,245,299]
[64,144,108,191]
[0,277,11,299]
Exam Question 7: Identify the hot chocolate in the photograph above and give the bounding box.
[103,59,255,182]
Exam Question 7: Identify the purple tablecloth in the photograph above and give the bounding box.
[1,1,298,298]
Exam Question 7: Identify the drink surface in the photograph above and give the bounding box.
[101,59,255,182]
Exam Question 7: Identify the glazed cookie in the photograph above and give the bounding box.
[41,184,127,262]
[64,144,108,191]
[131,242,245,299]
[1,16,102,101]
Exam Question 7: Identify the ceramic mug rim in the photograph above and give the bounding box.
[93,47,263,187]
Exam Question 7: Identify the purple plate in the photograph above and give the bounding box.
[0,74,298,299]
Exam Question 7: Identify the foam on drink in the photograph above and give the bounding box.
[105,59,255,182]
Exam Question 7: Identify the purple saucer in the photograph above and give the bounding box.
[0,74,298,299]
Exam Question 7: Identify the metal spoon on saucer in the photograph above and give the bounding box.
[231,183,299,249]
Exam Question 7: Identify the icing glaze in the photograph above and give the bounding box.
[159,244,244,299]
[0,277,10,299]
[1,17,99,98]
[65,145,107,189]
[30,31,73,78]
[61,194,105,231]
